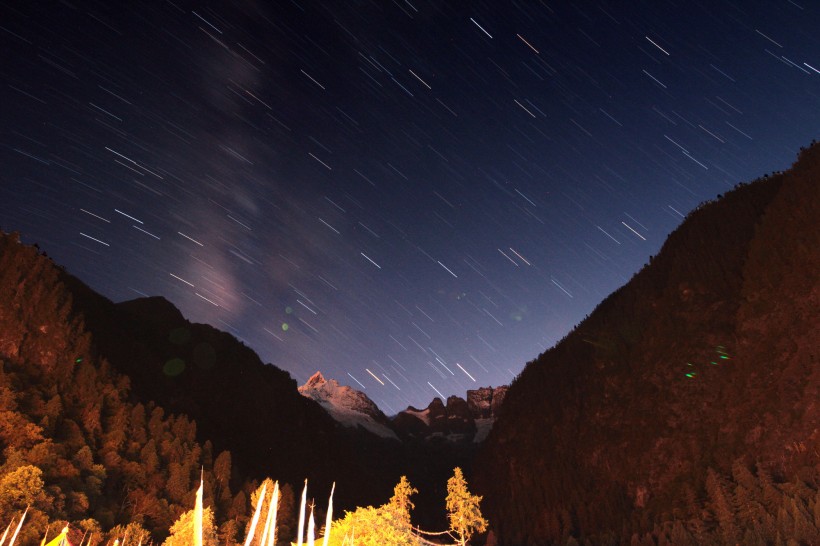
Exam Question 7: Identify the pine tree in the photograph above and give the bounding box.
[245,478,284,546]
[813,490,820,530]
[446,467,487,546]
[212,451,232,506]
[668,520,696,546]
[163,506,219,546]
[108,521,151,545]
[788,497,818,544]
[705,468,738,546]
[387,476,418,530]
[276,482,298,542]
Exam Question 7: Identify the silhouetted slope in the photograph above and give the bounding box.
[0,233,228,542]
[58,273,404,513]
[0,229,475,540]
[475,142,820,545]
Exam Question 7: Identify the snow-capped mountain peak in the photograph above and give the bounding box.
[298,371,398,439]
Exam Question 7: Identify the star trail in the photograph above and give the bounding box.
[1,1,818,413]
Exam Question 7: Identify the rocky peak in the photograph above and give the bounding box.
[467,385,509,419]
[446,395,472,419]
[392,386,508,442]
[303,370,328,389]
[298,371,397,440]
[297,371,510,444]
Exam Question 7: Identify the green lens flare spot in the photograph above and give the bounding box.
[75,357,83,363]
[282,323,289,331]
[163,358,186,377]
[285,306,293,314]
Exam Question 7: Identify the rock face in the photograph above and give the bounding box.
[468,386,508,442]
[474,143,820,545]
[299,373,509,443]
[298,371,398,439]
[392,386,509,442]
[467,385,508,419]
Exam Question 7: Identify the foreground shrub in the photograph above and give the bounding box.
[327,505,421,546]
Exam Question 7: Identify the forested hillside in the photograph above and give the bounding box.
[475,142,820,545]
[0,230,466,543]
[56,257,469,532]
[58,275,399,512]
[0,232,274,543]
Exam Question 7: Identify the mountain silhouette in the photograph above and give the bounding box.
[0,230,470,537]
[474,142,820,544]
[1,141,817,544]
[56,266,408,513]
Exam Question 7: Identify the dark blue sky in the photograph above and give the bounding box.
[1,1,817,413]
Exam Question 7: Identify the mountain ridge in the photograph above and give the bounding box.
[474,141,820,544]
[298,371,398,439]
[48,265,411,513]
[0,232,480,534]
[297,370,509,443]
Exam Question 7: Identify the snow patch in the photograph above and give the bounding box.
[402,407,431,426]
[299,372,398,440]
[473,418,494,443]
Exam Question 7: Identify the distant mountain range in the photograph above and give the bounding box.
[298,371,507,443]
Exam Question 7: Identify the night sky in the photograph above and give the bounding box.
[1,1,818,414]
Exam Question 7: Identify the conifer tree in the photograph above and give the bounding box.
[445,467,487,546]
[387,476,417,530]
[212,451,232,505]
[163,506,218,546]
[108,522,151,545]
[706,468,738,546]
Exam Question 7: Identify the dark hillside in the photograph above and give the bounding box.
[475,142,820,545]
[0,226,474,538]
[0,233,228,542]
[57,271,405,513]
[0,228,470,538]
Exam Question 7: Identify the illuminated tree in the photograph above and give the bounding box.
[387,476,418,530]
[245,478,279,546]
[446,467,487,546]
[0,464,48,512]
[163,506,218,546]
[74,519,103,546]
[276,482,298,542]
[108,522,151,546]
[327,505,420,546]
[212,450,232,505]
